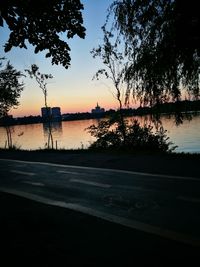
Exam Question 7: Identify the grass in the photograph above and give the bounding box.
[1,146,200,160]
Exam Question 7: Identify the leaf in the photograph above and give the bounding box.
[0,17,3,27]
[34,46,40,53]
[45,52,51,58]
[4,43,11,52]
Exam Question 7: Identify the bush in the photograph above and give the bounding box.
[86,118,177,153]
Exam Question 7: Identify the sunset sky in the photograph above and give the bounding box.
[0,0,127,118]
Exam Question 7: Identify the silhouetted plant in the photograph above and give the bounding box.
[86,118,176,153]
[0,60,24,149]
[91,26,130,144]
[87,21,177,152]
[90,22,176,153]
[0,0,86,68]
[106,0,199,106]
[25,64,54,149]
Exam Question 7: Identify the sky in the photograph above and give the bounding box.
[0,0,124,118]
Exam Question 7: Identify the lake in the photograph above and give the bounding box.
[0,114,200,153]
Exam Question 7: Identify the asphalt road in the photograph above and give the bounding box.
[0,158,200,248]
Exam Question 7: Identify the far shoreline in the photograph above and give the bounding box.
[1,100,200,127]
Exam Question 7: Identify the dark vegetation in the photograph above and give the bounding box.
[0,59,24,148]
[86,116,176,153]
[0,0,85,68]
[106,0,199,106]
[88,0,199,154]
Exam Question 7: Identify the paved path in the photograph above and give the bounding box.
[1,158,200,248]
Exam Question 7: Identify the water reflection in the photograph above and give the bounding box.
[42,121,63,135]
[0,123,45,150]
[52,121,63,132]
[42,121,63,149]
[0,115,199,152]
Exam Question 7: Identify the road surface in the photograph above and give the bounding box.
[0,158,200,247]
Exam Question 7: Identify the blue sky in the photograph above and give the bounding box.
[0,0,120,117]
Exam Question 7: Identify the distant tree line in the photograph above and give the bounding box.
[1,100,200,127]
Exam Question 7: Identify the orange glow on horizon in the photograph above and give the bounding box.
[10,100,121,118]
[10,79,139,118]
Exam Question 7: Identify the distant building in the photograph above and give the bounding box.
[41,106,61,121]
[52,107,61,121]
[41,107,51,118]
[91,103,105,114]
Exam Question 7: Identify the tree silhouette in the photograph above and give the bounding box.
[91,26,129,144]
[106,0,199,106]
[0,60,24,148]
[25,64,54,149]
[89,25,176,152]
[0,0,86,68]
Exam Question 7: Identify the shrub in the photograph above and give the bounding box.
[86,118,177,153]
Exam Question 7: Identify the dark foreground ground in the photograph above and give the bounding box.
[0,150,200,266]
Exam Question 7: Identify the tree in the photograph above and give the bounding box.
[106,0,200,107]
[0,60,24,148]
[0,0,86,68]
[91,26,129,144]
[89,25,176,152]
[25,64,54,149]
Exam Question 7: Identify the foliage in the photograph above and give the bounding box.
[91,26,127,109]
[0,0,86,68]
[0,60,24,117]
[86,117,176,153]
[0,59,24,148]
[106,0,200,106]
[91,26,131,142]
[25,64,53,107]
[89,20,176,153]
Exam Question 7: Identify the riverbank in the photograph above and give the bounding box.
[0,149,199,266]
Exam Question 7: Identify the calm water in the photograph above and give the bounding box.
[0,115,200,153]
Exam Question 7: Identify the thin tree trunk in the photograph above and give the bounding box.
[44,91,54,149]
[5,125,12,149]
[116,86,126,144]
